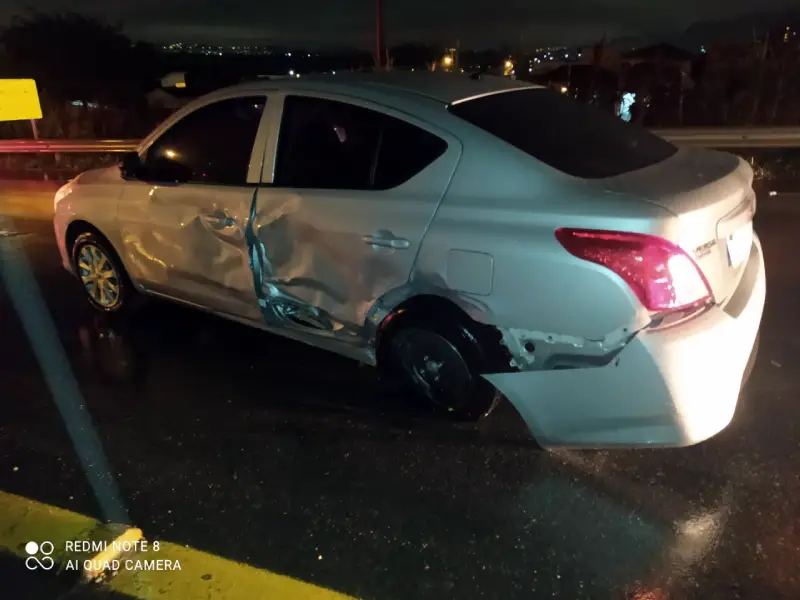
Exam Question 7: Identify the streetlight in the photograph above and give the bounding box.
[443,55,453,67]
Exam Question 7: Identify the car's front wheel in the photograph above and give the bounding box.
[71,231,134,313]
[382,315,502,421]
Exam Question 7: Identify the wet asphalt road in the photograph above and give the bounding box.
[1,196,799,600]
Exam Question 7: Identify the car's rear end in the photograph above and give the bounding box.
[441,86,765,448]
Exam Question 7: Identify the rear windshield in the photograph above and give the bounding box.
[448,88,678,179]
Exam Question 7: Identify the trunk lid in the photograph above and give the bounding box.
[599,147,756,304]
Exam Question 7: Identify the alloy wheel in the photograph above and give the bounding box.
[77,244,121,309]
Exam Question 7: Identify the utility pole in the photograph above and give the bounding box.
[374,0,385,71]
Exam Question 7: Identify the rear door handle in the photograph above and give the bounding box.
[362,234,410,250]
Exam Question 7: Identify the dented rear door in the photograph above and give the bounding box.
[247,93,462,335]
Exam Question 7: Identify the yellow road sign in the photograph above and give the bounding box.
[0,79,43,121]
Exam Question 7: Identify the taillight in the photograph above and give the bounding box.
[555,228,712,313]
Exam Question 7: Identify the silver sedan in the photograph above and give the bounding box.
[53,72,765,448]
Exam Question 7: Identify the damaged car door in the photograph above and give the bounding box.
[118,95,270,320]
[249,93,460,340]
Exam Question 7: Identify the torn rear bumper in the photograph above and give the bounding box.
[484,235,766,449]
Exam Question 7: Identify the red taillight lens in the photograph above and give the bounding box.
[555,228,712,313]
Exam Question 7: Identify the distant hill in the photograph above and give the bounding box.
[583,35,695,55]
[606,36,649,52]
[681,10,799,49]
[596,10,798,55]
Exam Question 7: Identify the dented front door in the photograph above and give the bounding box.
[118,93,271,320]
[136,184,261,319]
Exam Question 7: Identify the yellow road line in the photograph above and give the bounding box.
[83,526,144,581]
[0,490,99,563]
[109,541,355,600]
[0,191,54,220]
[0,491,357,600]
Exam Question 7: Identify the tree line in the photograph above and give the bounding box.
[2,11,799,137]
[0,11,798,183]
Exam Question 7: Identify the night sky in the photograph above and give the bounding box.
[1,0,797,48]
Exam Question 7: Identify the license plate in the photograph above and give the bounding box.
[726,222,753,268]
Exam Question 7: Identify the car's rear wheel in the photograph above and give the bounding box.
[71,231,134,314]
[382,315,502,421]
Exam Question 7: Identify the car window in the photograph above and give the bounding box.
[143,96,266,186]
[448,88,677,179]
[274,95,448,190]
[373,115,449,190]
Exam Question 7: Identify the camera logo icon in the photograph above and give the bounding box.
[24,541,55,571]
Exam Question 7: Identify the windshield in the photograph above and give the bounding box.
[448,88,678,179]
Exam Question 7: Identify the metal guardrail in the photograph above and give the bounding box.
[650,127,800,149]
[0,139,139,153]
[0,128,799,153]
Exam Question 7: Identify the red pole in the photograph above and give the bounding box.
[375,0,384,70]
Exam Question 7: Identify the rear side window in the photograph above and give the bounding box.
[448,88,677,179]
[374,116,448,189]
[274,95,448,190]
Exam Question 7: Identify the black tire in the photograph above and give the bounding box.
[380,313,502,421]
[71,231,137,314]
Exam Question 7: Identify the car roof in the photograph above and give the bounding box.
[226,71,542,106]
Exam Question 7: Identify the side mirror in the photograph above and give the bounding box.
[145,156,192,184]
[119,152,142,180]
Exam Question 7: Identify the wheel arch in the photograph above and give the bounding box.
[65,220,132,284]
[65,220,108,259]
[370,290,515,374]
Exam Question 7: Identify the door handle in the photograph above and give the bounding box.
[362,234,410,250]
